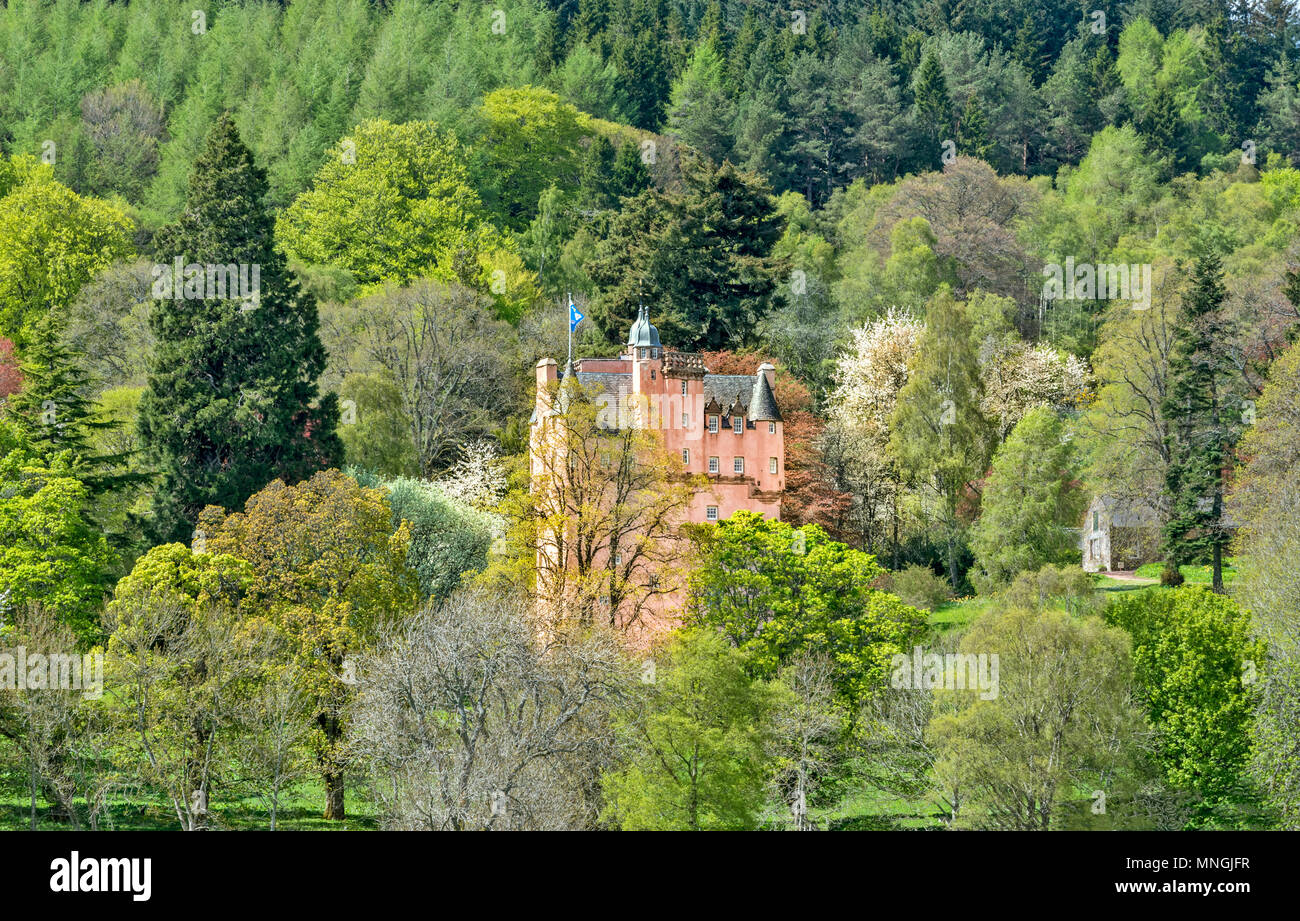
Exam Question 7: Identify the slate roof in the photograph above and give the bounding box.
[748,371,782,422]
[703,375,754,415]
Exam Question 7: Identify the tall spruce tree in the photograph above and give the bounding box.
[139,114,341,542]
[912,50,955,165]
[1161,250,1236,593]
[11,313,113,461]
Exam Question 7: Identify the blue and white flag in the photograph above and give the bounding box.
[568,298,584,331]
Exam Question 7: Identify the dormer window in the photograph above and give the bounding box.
[733,417,743,435]
[708,415,719,433]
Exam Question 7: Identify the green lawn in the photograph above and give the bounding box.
[1134,559,1237,585]
[0,781,379,831]
[927,595,995,635]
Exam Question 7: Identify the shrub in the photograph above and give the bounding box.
[885,564,951,612]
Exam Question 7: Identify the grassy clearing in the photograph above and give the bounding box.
[1134,560,1237,584]
[927,595,996,635]
[0,780,379,831]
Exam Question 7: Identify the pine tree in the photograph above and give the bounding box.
[10,313,110,460]
[7,312,138,494]
[1161,250,1237,593]
[912,50,954,164]
[139,114,341,542]
[956,94,994,163]
[610,139,652,199]
[578,134,619,212]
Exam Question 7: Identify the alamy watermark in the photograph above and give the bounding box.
[151,258,261,310]
[0,646,103,700]
[890,645,999,700]
[1042,258,1152,311]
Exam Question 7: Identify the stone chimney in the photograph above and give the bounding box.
[758,362,776,389]
[536,357,558,390]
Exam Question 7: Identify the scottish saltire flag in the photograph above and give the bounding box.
[569,298,584,331]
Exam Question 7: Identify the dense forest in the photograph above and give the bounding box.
[0,0,1298,833]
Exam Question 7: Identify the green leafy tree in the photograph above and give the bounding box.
[970,407,1085,588]
[889,288,993,590]
[472,86,593,232]
[1106,587,1265,827]
[139,114,341,542]
[601,628,778,830]
[686,511,927,708]
[0,156,132,349]
[1229,340,1300,827]
[0,417,116,643]
[199,469,420,821]
[929,607,1142,830]
[278,119,497,285]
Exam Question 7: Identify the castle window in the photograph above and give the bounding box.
[733,457,744,474]
[770,457,778,475]
[1093,511,1099,531]
[708,415,719,433]
[614,553,623,565]
[682,449,690,465]
[650,369,656,380]
[682,412,689,429]
[706,506,719,521]
[769,422,776,434]
[681,381,687,396]
[708,456,719,474]
[733,417,743,434]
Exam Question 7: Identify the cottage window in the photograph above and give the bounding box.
[706,506,719,521]
[708,456,719,474]
[733,457,744,474]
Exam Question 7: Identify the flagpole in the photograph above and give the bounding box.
[567,292,573,365]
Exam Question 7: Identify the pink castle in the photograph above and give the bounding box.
[530,307,785,641]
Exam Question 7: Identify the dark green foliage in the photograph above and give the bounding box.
[585,154,786,351]
[139,115,340,542]
[1160,250,1238,591]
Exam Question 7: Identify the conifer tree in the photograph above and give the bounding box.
[10,314,111,460]
[1161,250,1236,593]
[139,114,341,543]
[912,50,954,163]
